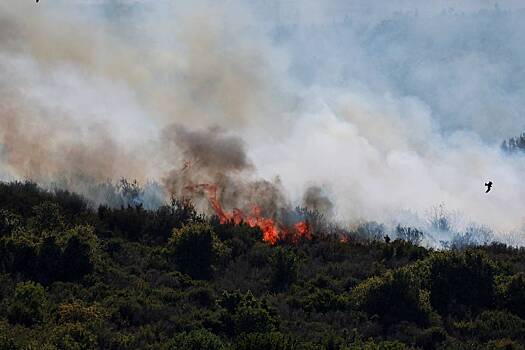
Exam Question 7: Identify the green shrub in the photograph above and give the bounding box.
[296,287,351,313]
[168,224,223,279]
[415,327,448,350]
[351,270,431,325]
[453,310,525,342]
[0,235,37,278]
[62,235,95,282]
[219,291,277,336]
[27,201,64,233]
[485,338,525,350]
[427,251,495,315]
[7,282,47,326]
[0,209,21,237]
[233,332,300,350]
[164,329,226,350]
[498,272,525,318]
[270,248,299,292]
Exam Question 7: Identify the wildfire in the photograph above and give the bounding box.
[185,183,309,245]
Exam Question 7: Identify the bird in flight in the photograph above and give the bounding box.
[485,181,493,193]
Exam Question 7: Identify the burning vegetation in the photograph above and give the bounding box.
[185,182,310,245]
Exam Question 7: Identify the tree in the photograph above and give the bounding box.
[27,201,64,234]
[351,270,432,325]
[427,251,495,315]
[168,223,222,279]
[36,236,63,285]
[218,291,277,336]
[7,282,47,326]
[163,330,225,350]
[499,272,525,318]
[233,332,299,350]
[0,235,38,278]
[0,209,21,237]
[62,235,95,282]
[270,248,299,292]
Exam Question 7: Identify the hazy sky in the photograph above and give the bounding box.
[2,0,525,244]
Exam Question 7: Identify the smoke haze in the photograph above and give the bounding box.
[2,1,525,245]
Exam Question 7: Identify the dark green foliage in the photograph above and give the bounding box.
[352,270,432,325]
[382,239,428,262]
[270,247,299,291]
[485,339,525,350]
[291,286,351,313]
[414,327,447,350]
[0,182,523,349]
[233,332,300,350]
[7,282,47,326]
[62,235,95,282]
[167,223,222,279]
[218,290,277,336]
[426,251,495,315]
[98,196,202,243]
[0,210,21,237]
[37,237,63,285]
[0,235,37,278]
[27,201,65,233]
[498,272,525,318]
[163,329,226,350]
[453,310,525,343]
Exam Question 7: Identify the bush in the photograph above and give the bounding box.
[346,338,409,350]
[453,310,525,343]
[0,209,21,237]
[296,287,351,313]
[427,251,495,315]
[498,272,525,318]
[270,248,299,292]
[168,223,223,279]
[0,235,37,278]
[36,236,63,285]
[351,270,432,325]
[164,329,226,350]
[219,291,277,336]
[415,327,448,350]
[7,282,47,326]
[27,201,64,233]
[485,338,525,350]
[62,234,95,282]
[233,332,299,350]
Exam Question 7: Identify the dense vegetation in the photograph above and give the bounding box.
[0,182,524,349]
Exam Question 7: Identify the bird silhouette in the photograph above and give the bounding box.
[485,181,493,193]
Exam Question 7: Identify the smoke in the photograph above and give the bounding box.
[303,186,334,217]
[2,1,525,245]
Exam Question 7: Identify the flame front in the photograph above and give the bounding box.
[186,183,308,245]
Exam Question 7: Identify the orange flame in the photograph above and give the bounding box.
[185,183,310,245]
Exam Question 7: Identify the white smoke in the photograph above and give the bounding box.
[2,0,525,245]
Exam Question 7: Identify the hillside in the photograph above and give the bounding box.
[0,182,524,349]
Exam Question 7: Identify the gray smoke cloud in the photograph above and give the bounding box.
[303,186,334,217]
[2,1,525,245]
